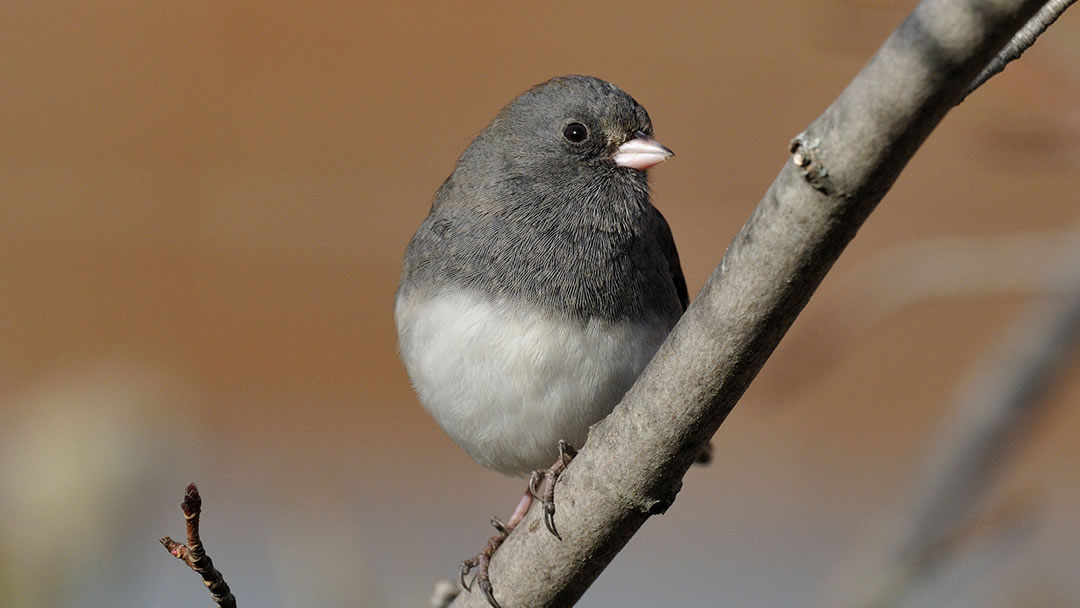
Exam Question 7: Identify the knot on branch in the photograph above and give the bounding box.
[642,479,683,516]
[789,133,834,195]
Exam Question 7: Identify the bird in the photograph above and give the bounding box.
[394,75,687,607]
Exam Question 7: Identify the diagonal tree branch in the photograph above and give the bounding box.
[448,0,1066,606]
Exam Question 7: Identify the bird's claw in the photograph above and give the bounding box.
[528,440,578,540]
[459,557,477,591]
[542,495,560,540]
[459,559,502,608]
[478,573,501,608]
[459,516,510,608]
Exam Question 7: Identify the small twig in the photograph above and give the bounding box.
[160,483,237,608]
[962,0,1078,101]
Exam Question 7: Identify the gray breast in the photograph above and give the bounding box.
[401,189,683,325]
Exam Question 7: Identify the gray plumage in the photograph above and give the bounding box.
[399,75,687,323]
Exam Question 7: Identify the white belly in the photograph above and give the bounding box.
[395,288,670,474]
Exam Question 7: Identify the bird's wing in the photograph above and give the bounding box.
[652,208,689,312]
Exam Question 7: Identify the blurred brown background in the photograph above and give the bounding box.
[2,2,1078,607]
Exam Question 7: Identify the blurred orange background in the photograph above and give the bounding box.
[2,2,1078,607]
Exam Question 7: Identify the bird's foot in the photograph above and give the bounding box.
[459,491,532,608]
[528,439,577,540]
[458,441,577,608]
[460,517,510,608]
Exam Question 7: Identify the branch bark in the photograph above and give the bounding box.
[449,0,1066,606]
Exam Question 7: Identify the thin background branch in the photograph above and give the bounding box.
[838,232,1080,608]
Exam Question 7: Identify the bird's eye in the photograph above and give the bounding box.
[563,122,588,143]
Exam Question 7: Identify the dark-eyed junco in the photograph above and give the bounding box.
[394,75,686,606]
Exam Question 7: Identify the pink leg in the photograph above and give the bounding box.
[505,490,534,529]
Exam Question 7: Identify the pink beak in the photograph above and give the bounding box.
[612,133,674,170]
